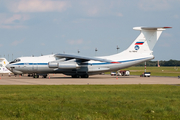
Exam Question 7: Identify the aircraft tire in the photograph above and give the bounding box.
[85,74,89,78]
[43,75,47,78]
[72,75,80,78]
[75,75,79,78]
[81,74,89,78]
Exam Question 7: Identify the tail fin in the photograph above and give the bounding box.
[0,58,9,67]
[126,27,171,53]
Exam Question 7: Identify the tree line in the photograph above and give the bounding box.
[136,59,180,66]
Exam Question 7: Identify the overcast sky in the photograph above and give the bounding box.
[0,0,179,61]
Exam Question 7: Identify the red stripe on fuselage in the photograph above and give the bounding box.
[111,62,120,63]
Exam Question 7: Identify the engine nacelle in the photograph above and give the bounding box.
[58,62,80,69]
[48,62,58,68]
[48,61,80,69]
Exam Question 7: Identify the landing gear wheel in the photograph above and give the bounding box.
[81,74,89,78]
[75,75,79,78]
[71,75,80,78]
[84,74,89,78]
[43,75,47,78]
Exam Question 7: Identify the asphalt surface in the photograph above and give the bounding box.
[0,74,180,85]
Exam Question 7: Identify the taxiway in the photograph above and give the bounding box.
[0,74,179,85]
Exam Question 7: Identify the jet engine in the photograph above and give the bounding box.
[58,62,80,69]
[48,61,80,69]
[48,62,58,68]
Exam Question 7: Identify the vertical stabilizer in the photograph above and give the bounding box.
[0,58,9,67]
[0,58,11,73]
[126,27,171,53]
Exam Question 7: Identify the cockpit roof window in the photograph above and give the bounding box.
[9,59,21,64]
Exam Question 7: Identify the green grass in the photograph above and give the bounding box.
[125,66,180,77]
[0,85,180,119]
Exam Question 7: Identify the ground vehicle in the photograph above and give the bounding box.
[111,70,130,76]
[141,72,151,77]
[111,72,116,76]
[117,70,130,76]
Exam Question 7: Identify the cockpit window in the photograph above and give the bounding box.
[9,59,21,64]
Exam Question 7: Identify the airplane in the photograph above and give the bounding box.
[6,27,171,78]
[0,58,11,74]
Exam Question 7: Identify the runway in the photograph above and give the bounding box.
[0,74,180,85]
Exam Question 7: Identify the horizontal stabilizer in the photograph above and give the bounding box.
[133,27,172,30]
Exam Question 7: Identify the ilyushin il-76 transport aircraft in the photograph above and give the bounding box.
[6,27,171,78]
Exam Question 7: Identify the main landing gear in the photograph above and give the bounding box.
[32,73,48,78]
[71,74,89,78]
[42,75,47,78]
[32,74,47,78]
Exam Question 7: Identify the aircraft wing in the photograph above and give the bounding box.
[54,53,113,62]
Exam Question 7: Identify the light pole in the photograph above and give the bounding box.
[77,49,80,54]
[95,48,98,56]
[117,45,120,53]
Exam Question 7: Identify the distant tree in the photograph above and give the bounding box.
[135,59,180,66]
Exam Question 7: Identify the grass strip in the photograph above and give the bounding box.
[0,85,180,119]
